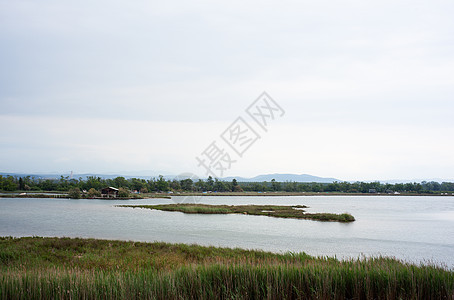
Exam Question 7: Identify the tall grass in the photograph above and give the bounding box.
[119,204,356,222]
[1,237,453,299]
[151,205,232,214]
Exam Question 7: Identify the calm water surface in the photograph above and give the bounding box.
[1,196,453,268]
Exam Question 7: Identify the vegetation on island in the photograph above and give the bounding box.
[119,204,356,222]
[1,237,452,299]
[1,174,453,196]
[65,187,152,199]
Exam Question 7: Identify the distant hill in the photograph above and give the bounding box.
[376,178,454,184]
[0,172,338,182]
[1,172,452,184]
[222,173,340,183]
[0,172,162,180]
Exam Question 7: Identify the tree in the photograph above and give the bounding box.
[311,183,322,192]
[231,179,238,192]
[41,179,57,191]
[271,179,281,191]
[84,176,104,190]
[18,177,25,190]
[2,176,17,191]
[249,182,265,192]
[206,176,214,190]
[180,178,193,191]
[156,175,169,192]
[113,177,128,188]
[284,181,298,192]
[233,185,243,192]
[147,178,157,192]
[130,178,146,191]
[441,182,454,191]
[414,183,422,193]
[87,188,101,198]
[195,179,206,192]
[214,178,228,192]
[58,176,69,191]
[118,188,130,198]
[169,180,181,191]
[68,188,81,199]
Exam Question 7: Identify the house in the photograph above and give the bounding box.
[101,187,119,198]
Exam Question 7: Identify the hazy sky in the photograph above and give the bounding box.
[1,0,453,181]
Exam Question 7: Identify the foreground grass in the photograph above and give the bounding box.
[118,204,356,222]
[1,237,453,299]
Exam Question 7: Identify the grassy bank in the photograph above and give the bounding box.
[1,237,453,299]
[118,204,356,222]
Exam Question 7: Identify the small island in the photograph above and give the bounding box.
[118,204,355,222]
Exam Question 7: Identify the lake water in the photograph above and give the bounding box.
[1,196,453,268]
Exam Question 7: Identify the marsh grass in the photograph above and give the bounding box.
[119,204,356,222]
[1,237,453,299]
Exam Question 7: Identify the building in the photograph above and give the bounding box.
[101,187,119,198]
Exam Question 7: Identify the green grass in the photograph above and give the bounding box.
[1,237,453,299]
[118,204,356,222]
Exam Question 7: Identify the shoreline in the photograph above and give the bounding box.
[0,193,171,199]
[170,191,453,197]
[1,191,453,199]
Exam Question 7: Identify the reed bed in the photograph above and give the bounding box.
[118,204,356,222]
[1,237,453,299]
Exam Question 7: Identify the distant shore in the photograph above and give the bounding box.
[170,191,454,197]
[1,191,453,199]
[0,192,170,199]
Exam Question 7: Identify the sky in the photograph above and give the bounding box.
[1,0,453,181]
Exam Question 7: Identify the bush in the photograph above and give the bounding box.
[87,188,101,198]
[68,188,81,199]
[118,188,129,198]
[233,185,244,192]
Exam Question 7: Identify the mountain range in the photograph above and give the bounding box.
[0,172,338,183]
[221,173,339,183]
[1,172,452,183]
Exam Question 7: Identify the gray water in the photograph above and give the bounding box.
[1,196,453,268]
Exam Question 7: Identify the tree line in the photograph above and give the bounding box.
[1,175,453,194]
[241,179,454,193]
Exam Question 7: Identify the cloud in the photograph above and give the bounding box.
[0,0,453,179]
[0,115,228,173]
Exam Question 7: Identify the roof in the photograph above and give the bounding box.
[102,187,119,191]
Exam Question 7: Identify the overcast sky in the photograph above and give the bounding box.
[1,0,453,181]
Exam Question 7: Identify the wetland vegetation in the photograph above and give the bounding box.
[118,204,356,222]
[1,237,453,299]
